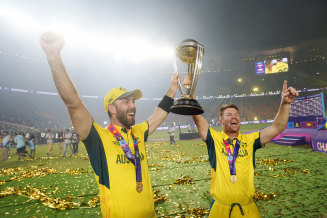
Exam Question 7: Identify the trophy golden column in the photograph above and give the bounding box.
[170,39,204,115]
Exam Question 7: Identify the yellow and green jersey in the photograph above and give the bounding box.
[82,121,155,218]
[205,127,263,217]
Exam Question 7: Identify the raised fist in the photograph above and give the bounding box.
[39,31,65,56]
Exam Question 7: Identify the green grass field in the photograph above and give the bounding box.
[0,124,326,217]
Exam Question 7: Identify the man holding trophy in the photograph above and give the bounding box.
[173,39,298,217]
[40,31,180,218]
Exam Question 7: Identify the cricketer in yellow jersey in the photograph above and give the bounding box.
[183,76,298,217]
[40,31,181,217]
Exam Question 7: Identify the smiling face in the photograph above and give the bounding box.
[109,96,136,129]
[220,107,241,135]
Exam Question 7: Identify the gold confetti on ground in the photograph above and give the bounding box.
[173,175,194,185]
[0,167,90,186]
[258,158,291,165]
[148,163,163,168]
[187,207,209,216]
[283,167,299,174]
[254,191,279,201]
[88,197,100,208]
[175,156,208,164]
[0,186,73,210]
[0,185,99,210]
[270,167,311,177]
[153,190,168,203]
[301,169,310,174]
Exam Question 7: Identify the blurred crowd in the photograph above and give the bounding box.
[0,128,79,161]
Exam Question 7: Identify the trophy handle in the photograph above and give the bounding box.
[188,45,204,97]
[172,53,185,96]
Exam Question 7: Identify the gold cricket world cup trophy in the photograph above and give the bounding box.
[170,39,204,115]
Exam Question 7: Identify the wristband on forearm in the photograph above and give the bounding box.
[158,95,174,113]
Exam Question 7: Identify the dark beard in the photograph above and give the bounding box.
[116,109,135,128]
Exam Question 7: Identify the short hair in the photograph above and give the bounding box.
[219,104,240,118]
[107,102,118,119]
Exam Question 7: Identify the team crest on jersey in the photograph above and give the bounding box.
[240,142,248,148]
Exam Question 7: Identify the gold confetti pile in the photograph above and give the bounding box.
[0,185,99,210]
[254,191,279,201]
[39,156,59,160]
[65,168,89,175]
[0,186,73,210]
[301,169,310,174]
[0,167,22,176]
[153,190,168,203]
[88,197,100,208]
[270,167,311,178]
[258,158,291,165]
[0,167,90,187]
[160,152,186,161]
[24,154,90,161]
[283,167,299,174]
[173,176,194,185]
[148,163,163,168]
[175,156,208,164]
[187,207,209,216]
[148,163,163,172]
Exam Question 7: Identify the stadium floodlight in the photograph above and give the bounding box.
[0,7,42,33]
[0,6,174,63]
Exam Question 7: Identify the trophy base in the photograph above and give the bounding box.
[170,98,204,115]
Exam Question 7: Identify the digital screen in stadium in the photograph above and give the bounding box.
[255,57,289,75]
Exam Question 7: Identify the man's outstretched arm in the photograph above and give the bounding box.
[182,75,209,141]
[147,74,180,135]
[260,80,299,145]
[192,115,209,141]
[40,32,92,140]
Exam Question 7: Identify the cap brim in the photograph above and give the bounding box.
[117,89,142,100]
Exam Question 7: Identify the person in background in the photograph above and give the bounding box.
[71,130,79,154]
[45,129,54,156]
[57,128,64,156]
[1,131,10,161]
[63,129,73,157]
[14,132,26,160]
[187,123,193,132]
[28,133,37,159]
[168,123,176,145]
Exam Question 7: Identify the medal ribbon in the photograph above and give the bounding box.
[108,124,142,182]
[223,138,240,176]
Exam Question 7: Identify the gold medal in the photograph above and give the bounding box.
[136,182,143,193]
[230,175,238,184]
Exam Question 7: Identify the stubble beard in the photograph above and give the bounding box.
[116,109,135,128]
